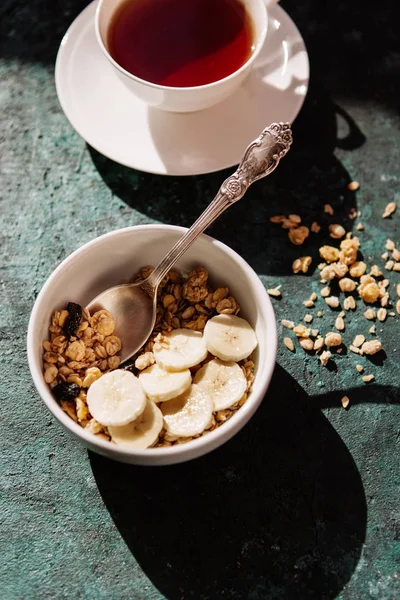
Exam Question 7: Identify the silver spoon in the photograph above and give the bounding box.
[87,122,293,362]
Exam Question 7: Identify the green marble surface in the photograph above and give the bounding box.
[0,0,399,598]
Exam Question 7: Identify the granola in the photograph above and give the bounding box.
[42,266,255,449]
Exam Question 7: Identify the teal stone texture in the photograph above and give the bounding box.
[0,0,399,599]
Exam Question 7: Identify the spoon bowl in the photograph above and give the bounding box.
[87,283,156,363]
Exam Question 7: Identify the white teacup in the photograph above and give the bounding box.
[95,0,269,113]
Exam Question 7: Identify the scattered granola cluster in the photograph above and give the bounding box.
[382,202,397,219]
[42,267,255,447]
[269,183,399,406]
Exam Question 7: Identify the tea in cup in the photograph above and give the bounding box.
[95,0,269,112]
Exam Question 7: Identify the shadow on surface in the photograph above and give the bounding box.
[312,382,399,410]
[88,81,365,276]
[0,0,90,63]
[90,364,367,600]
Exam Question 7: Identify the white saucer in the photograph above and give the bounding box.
[55,0,309,176]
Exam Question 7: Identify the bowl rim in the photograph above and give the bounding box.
[27,224,277,460]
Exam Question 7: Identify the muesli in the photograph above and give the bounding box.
[42,266,257,448]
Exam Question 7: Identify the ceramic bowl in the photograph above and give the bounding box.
[27,225,277,465]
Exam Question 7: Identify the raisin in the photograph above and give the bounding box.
[52,382,80,402]
[63,302,83,338]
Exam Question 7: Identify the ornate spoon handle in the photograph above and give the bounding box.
[142,122,293,295]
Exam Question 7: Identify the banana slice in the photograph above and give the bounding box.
[193,358,247,410]
[86,369,146,427]
[108,401,163,449]
[203,314,257,362]
[139,363,191,403]
[154,329,208,372]
[161,384,213,437]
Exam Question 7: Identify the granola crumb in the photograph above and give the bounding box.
[361,340,382,355]
[325,332,342,347]
[335,316,345,331]
[325,296,340,308]
[349,208,357,219]
[356,364,364,373]
[317,311,323,317]
[385,260,394,271]
[293,324,310,337]
[339,237,360,266]
[382,252,389,260]
[350,345,362,355]
[393,248,400,261]
[321,286,331,298]
[314,336,324,351]
[353,334,365,348]
[267,287,282,298]
[370,265,382,277]
[329,224,346,239]
[310,292,318,302]
[344,296,356,311]
[393,262,400,272]
[135,352,155,371]
[358,280,380,303]
[341,395,350,409]
[377,308,387,322]
[369,325,376,334]
[385,239,395,251]
[304,314,313,323]
[281,217,300,229]
[288,226,310,246]
[380,293,389,307]
[382,202,397,218]
[281,319,295,329]
[356,223,364,231]
[283,337,295,352]
[311,221,321,233]
[333,263,349,278]
[299,337,314,351]
[324,203,334,215]
[339,278,356,293]
[362,374,375,383]
[292,256,312,274]
[348,181,360,191]
[364,308,377,320]
[320,350,332,366]
[349,261,367,278]
[319,246,340,264]
[303,299,314,308]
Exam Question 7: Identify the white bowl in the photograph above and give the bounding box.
[95,0,268,113]
[27,225,277,465]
